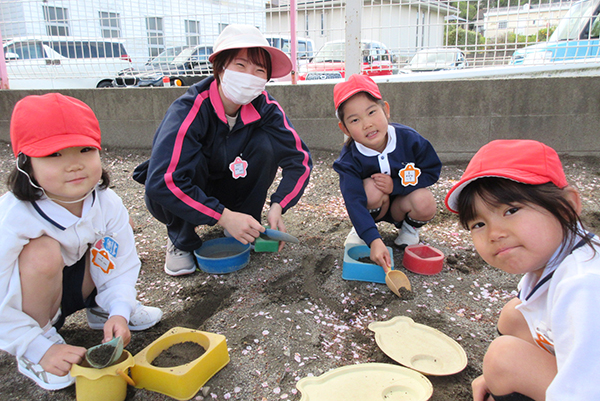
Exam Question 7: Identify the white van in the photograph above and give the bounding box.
[264,35,315,66]
[3,36,132,89]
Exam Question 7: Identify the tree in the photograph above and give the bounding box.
[452,0,480,21]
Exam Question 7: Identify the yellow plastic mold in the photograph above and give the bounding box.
[71,350,135,401]
[130,327,230,400]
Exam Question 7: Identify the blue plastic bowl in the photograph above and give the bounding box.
[342,244,394,284]
[193,237,251,274]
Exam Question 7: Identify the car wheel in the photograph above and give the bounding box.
[97,80,114,88]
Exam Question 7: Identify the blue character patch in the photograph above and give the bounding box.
[103,237,119,258]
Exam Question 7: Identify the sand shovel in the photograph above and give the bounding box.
[85,336,124,369]
[259,228,300,244]
[385,269,412,297]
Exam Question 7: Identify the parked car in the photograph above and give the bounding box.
[402,48,468,72]
[264,35,315,66]
[297,40,394,80]
[114,44,213,87]
[510,0,600,65]
[3,36,132,89]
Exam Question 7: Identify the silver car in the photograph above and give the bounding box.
[402,48,468,72]
[114,44,213,87]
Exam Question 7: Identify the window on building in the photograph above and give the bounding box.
[99,11,121,38]
[320,12,325,36]
[146,17,165,57]
[185,20,201,46]
[498,21,508,29]
[218,23,229,34]
[43,6,70,36]
[305,13,309,36]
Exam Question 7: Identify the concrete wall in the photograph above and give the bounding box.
[0,75,598,162]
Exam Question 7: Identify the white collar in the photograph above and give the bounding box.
[34,190,95,229]
[355,125,396,156]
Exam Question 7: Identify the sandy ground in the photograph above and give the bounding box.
[0,143,599,401]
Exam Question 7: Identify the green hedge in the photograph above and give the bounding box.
[445,27,486,51]
[445,26,557,51]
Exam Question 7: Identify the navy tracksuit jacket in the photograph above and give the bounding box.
[134,77,312,251]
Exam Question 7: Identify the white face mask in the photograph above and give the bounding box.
[221,69,267,105]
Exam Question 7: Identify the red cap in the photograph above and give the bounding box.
[10,93,101,158]
[445,140,568,213]
[333,74,382,111]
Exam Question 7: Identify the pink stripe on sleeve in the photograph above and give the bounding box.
[264,95,311,209]
[164,91,222,220]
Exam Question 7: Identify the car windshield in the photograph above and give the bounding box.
[147,47,186,65]
[313,42,378,63]
[172,46,211,64]
[551,0,598,41]
[411,51,456,65]
[314,42,345,62]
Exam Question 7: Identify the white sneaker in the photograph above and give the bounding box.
[344,227,366,246]
[164,238,197,276]
[86,302,163,331]
[17,328,75,390]
[394,221,420,247]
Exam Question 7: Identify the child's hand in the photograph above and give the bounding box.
[217,208,264,244]
[39,343,86,377]
[370,239,392,272]
[267,203,286,252]
[472,375,491,401]
[103,315,131,346]
[371,173,393,195]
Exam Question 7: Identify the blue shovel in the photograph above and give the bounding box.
[259,228,300,244]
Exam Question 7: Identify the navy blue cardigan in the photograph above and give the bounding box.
[333,123,441,245]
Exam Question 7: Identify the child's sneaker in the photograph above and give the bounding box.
[164,238,197,276]
[344,227,366,246]
[17,328,75,390]
[86,302,163,331]
[394,221,420,247]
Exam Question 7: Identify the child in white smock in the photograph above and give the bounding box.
[445,139,600,401]
[0,93,162,390]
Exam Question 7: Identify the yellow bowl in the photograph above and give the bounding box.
[130,327,230,400]
[71,350,135,401]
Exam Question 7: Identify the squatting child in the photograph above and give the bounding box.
[0,93,162,390]
[445,139,600,400]
[333,74,442,270]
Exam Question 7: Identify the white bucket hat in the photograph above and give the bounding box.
[209,24,292,79]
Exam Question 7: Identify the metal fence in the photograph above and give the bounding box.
[0,0,598,88]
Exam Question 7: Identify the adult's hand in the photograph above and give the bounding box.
[217,208,264,244]
[267,203,286,251]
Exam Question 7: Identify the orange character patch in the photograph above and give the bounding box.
[91,237,118,274]
[399,163,421,186]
